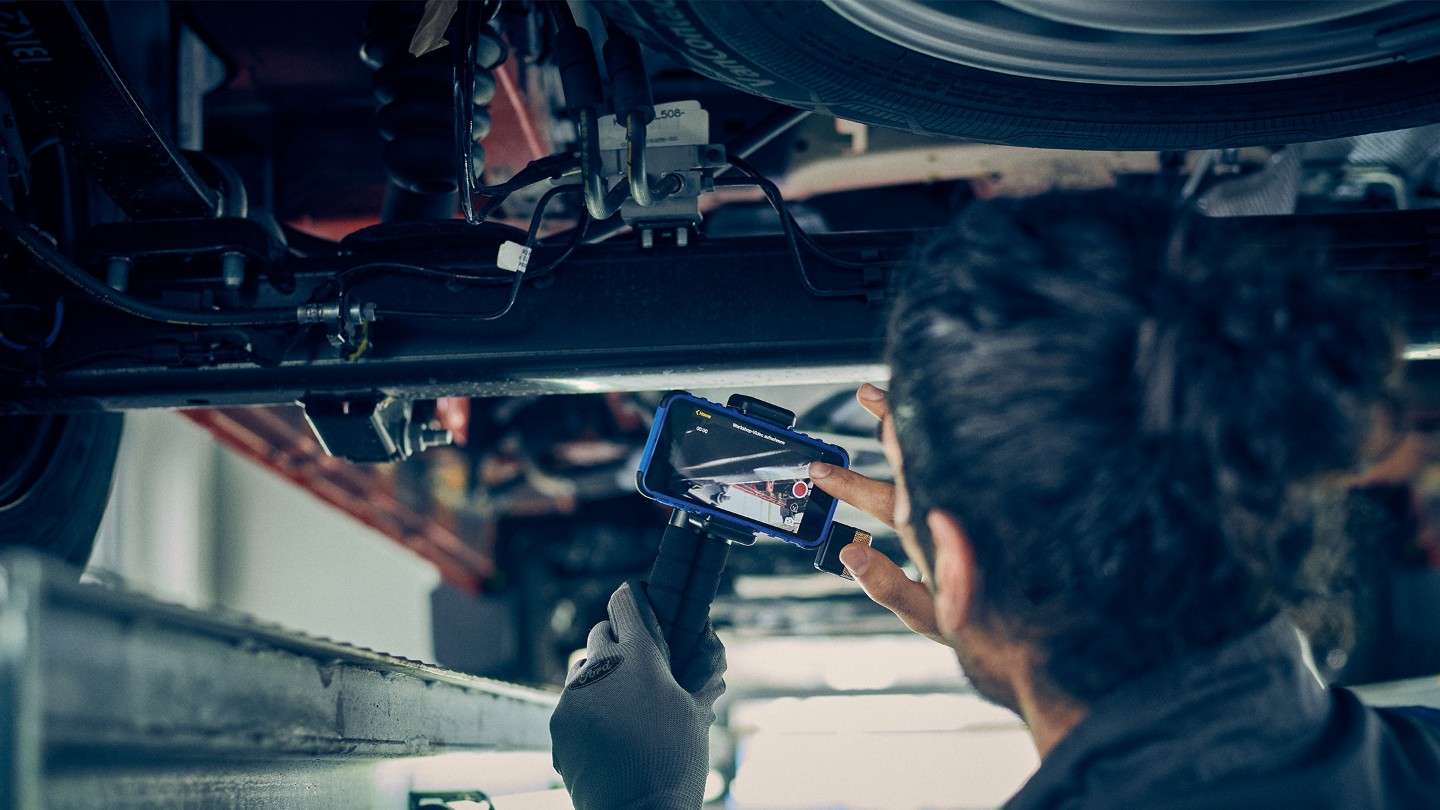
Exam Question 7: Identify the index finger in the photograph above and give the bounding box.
[809,462,896,528]
[808,383,898,527]
[856,382,890,423]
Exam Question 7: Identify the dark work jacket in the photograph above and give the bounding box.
[1005,618,1440,809]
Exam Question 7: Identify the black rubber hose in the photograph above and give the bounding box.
[604,27,654,126]
[0,202,296,327]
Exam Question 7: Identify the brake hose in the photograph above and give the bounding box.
[0,201,296,327]
[605,28,680,208]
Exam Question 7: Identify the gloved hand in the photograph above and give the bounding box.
[550,579,727,810]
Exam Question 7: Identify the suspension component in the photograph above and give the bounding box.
[362,1,505,221]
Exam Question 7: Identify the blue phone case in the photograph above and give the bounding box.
[635,391,849,549]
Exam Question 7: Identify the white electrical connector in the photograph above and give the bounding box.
[497,241,532,273]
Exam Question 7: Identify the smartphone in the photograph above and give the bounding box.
[636,391,849,548]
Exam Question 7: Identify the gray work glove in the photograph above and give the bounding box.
[550,579,727,810]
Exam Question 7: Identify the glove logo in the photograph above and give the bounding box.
[569,655,624,689]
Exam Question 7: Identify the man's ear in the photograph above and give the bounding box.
[927,508,976,639]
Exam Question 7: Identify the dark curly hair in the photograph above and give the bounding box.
[887,191,1396,703]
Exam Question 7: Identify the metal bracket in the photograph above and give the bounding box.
[671,509,760,547]
[301,395,453,463]
[596,100,726,232]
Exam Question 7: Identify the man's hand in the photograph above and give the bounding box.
[549,579,725,810]
[810,384,944,645]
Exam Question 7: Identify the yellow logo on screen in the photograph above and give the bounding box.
[694,409,711,419]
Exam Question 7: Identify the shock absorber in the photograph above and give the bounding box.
[361,1,505,222]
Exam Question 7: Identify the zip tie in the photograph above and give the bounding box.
[410,0,458,56]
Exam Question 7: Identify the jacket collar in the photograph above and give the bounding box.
[1007,616,1328,809]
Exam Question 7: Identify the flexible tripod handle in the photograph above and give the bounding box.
[666,529,729,671]
[646,509,730,679]
[646,510,700,639]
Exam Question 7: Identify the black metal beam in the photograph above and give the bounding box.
[12,230,907,410]
[6,209,1440,412]
[0,1,215,220]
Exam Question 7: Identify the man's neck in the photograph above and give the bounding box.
[964,635,1088,759]
[1017,686,1087,758]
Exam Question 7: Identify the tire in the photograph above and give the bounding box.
[598,0,1440,150]
[0,412,123,566]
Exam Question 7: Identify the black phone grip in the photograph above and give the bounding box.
[646,509,731,680]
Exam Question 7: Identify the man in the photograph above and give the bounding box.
[549,192,1440,808]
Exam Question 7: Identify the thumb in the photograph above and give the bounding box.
[840,544,944,644]
[607,580,668,653]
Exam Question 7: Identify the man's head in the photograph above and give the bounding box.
[884,191,1395,706]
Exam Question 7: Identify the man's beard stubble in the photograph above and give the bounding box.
[904,489,1025,717]
[954,634,1023,717]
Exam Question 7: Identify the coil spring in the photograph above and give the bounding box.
[361,1,505,197]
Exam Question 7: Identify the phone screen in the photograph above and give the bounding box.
[640,397,846,544]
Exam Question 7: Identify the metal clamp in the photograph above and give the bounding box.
[584,100,726,235]
[296,298,377,351]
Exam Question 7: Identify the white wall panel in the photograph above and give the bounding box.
[90,410,440,662]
